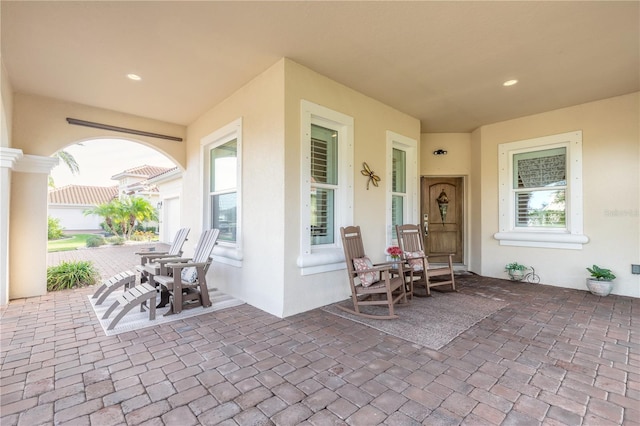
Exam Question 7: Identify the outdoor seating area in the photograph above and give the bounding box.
[2,242,634,425]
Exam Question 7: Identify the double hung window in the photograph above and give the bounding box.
[202,118,243,265]
[495,131,587,249]
[299,100,353,275]
[386,131,417,244]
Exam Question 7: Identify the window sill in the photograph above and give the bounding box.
[212,245,243,267]
[493,231,589,250]
[297,248,345,275]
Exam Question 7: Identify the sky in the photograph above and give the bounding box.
[50,139,176,188]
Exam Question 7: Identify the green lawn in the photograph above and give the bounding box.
[47,234,94,252]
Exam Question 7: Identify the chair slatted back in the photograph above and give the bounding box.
[341,226,366,275]
[396,224,424,254]
[168,227,190,256]
[191,228,220,265]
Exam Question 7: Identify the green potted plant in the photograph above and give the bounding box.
[505,262,528,281]
[586,265,616,296]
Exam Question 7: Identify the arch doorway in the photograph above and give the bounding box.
[49,138,181,243]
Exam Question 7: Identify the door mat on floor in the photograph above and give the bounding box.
[321,291,509,350]
[89,289,244,336]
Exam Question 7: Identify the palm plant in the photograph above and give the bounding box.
[121,196,157,239]
[84,201,121,237]
[49,149,80,188]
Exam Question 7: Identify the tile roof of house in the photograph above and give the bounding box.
[111,165,173,180]
[48,185,118,206]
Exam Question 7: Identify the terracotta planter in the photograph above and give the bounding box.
[586,278,614,296]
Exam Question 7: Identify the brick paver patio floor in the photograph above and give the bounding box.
[0,244,638,425]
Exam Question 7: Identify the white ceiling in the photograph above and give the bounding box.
[2,1,638,133]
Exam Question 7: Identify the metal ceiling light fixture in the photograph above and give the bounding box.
[433,149,447,155]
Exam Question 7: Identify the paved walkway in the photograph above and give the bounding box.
[0,246,638,425]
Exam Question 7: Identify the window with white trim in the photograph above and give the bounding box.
[202,118,243,265]
[298,101,353,275]
[386,131,418,245]
[494,130,588,249]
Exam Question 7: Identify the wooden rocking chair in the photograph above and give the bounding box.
[339,226,407,319]
[396,223,456,297]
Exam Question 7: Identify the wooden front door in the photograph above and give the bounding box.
[421,177,464,263]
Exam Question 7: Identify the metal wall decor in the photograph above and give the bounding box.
[361,162,380,190]
[436,189,449,224]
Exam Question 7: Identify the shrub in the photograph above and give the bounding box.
[86,235,106,248]
[48,216,64,240]
[47,261,99,291]
[130,231,156,241]
[106,236,125,245]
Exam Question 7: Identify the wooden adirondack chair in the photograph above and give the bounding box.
[149,228,220,315]
[340,226,407,319]
[396,223,456,297]
[135,227,190,282]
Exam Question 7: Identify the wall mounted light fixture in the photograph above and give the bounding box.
[433,149,448,156]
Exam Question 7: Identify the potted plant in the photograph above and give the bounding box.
[586,265,616,296]
[505,262,528,281]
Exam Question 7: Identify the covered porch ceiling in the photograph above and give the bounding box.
[1,1,638,133]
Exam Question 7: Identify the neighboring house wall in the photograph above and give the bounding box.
[154,172,182,244]
[48,205,103,231]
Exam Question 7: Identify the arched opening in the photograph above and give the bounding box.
[49,137,183,245]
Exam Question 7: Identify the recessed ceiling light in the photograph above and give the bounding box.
[503,79,518,87]
[127,73,142,81]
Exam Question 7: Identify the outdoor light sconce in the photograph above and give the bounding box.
[156,201,163,209]
[433,149,448,156]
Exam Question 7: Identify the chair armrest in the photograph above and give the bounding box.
[166,261,208,268]
[155,257,192,265]
[137,252,171,260]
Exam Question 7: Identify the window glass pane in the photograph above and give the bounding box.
[311,124,337,185]
[311,187,334,245]
[514,147,566,188]
[211,192,237,242]
[392,148,406,193]
[515,189,566,228]
[391,195,404,239]
[210,139,237,192]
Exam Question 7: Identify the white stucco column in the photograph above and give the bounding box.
[9,154,58,300]
[0,148,24,305]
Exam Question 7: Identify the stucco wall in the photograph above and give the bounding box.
[185,60,286,317]
[282,59,421,317]
[477,92,639,297]
[49,205,103,231]
[185,58,421,317]
[11,93,186,165]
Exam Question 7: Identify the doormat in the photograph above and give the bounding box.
[322,291,509,350]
